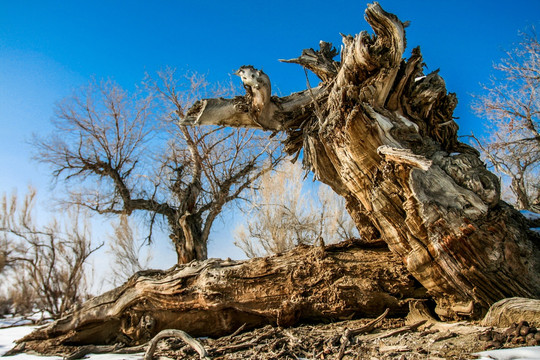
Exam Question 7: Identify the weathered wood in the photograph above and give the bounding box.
[14,3,540,355]
[144,329,209,360]
[178,2,540,318]
[280,41,339,83]
[15,240,425,354]
[373,320,427,340]
[481,298,540,328]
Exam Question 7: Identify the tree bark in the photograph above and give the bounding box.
[14,240,425,354]
[169,214,207,265]
[180,3,540,318]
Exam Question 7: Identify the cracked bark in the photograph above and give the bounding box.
[180,2,540,318]
[14,241,424,354]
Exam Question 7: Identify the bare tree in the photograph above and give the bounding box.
[107,214,151,286]
[0,188,101,318]
[33,69,283,264]
[472,30,540,211]
[317,183,359,242]
[234,161,358,258]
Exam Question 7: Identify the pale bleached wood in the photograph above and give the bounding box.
[180,2,540,319]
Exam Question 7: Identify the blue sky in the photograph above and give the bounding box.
[1,1,539,270]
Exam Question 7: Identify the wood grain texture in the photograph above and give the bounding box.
[179,2,540,318]
[16,241,424,352]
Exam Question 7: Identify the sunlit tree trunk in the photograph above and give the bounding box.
[15,241,425,352]
[180,3,540,318]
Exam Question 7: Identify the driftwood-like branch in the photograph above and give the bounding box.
[336,308,389,360]
[182,87,323,131]
[144,329,209,360]
[280,41,339,82]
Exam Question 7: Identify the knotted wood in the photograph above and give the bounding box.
[181,2,540,318]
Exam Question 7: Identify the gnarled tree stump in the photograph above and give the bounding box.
[181,2,540,318]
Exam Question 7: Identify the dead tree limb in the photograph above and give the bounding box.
[179,2,540,318]
[337,308,389,360]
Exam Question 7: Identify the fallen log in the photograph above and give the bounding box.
[180,2,540,318]
[14,240,426,355]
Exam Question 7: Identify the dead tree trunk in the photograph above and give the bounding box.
[15,241,425,354]
[180,3,540,318]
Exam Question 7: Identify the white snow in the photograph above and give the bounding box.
[0,316,33,328]
[0,324,144,360]
[473,346,540,360]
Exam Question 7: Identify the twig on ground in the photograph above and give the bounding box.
[373,320,427,340]
[431,331,457,343]
[64,344,123,360]
[336,308,390,360]
[227,323,247,339]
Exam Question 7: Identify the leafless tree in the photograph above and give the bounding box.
[107,214,151,286]
[234,161,358,258]
[317,184,359,242]
[0,188,101,318]
[472,29,540,211]
[33,69,283,264]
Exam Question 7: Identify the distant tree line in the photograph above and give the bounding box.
[0,188,100,319]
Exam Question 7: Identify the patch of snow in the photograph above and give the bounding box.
[473,346,540,359]
[414,76,426,82]
[0,325,40,357]
[520,210,540,220]
[0,325,144,360]
[0,316,33,328]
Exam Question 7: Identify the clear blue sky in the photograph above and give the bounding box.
[1,1,539,268]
